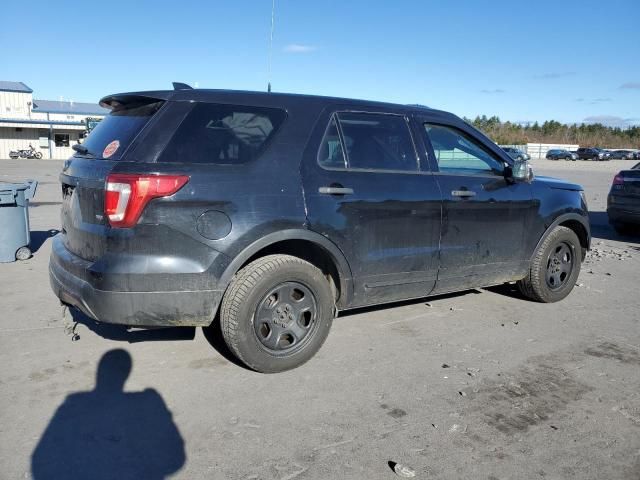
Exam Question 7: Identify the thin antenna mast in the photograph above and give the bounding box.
[267,0,275,92]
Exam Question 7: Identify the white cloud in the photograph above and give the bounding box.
[283,44,317,53]
[619,82,640,90]
[534,72,576,79]
[583,115,637,127]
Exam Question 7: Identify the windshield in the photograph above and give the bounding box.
[79,100,164,160]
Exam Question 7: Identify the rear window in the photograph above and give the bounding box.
[80,100,163,160]
[158,103,286,164]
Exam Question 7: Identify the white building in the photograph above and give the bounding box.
[0,81,109,159]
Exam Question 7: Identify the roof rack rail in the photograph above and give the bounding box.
[172,82,193,90]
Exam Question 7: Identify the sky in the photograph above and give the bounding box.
[1,0,639,127]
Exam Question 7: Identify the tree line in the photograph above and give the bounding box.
[464,115,640,149]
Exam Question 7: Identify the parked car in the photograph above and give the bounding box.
[607,161,640,235]
[502,147,530,161]
[546,149,578,161]
[609,149,637,160]
[576,147,611,161]
[49,85,590,372]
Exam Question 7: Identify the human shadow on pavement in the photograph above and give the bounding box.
[69,307,196,343]
[31,349,186,480]
[30,229,60,254]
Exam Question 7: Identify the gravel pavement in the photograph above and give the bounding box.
[0,158,638,480]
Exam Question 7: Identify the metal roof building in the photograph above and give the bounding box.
[0,81,108,159]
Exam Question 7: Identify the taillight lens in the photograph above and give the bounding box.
[104,174,189,228]
[612,173,624,188]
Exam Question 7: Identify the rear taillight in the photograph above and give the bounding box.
[105,174,189,228]
[612,173,624,188]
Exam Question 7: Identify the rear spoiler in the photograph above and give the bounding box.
[99,91,173,111]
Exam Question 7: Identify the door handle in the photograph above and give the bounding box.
[451,190,476,198]
[319,186,354,195]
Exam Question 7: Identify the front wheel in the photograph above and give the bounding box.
[517,226,581,303]
[219,254,335,373]
[34,152,42,159]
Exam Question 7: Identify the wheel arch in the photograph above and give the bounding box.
[219,230,354,308]
[532,213,591,262]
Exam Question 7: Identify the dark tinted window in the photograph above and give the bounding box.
[335,112,417,171]
[81,100,163,160]
[317,115,346,168]
[425,123,504,174]
[159,103,286,164]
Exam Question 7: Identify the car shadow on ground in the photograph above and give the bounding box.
[589,211,639,243]
[68,307,196,343]
[31,349,186,479]
[68,307,248,369]
[30,229,60,254]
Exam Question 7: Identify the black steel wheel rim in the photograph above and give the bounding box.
[253,281,318,353]
[545,241,574,290]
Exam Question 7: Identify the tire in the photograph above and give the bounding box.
[517,226,581,303]
[35,152,42,159]
[565,156,571,161]
[15,246,32,261]
[220,254,335,373]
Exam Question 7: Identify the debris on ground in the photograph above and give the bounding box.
[392,462,416,478]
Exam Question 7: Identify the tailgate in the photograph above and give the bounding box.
[60,159,115,261]
[58,96,165,261]
[621,169,640,196]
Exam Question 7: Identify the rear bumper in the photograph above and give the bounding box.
[49,235,222,327]
[607,206,640,226]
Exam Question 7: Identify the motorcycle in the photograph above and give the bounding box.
[9,144,43,159]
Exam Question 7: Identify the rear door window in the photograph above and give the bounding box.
[158,103,286,164]
[317,112,417,172]
[80,100,164,160]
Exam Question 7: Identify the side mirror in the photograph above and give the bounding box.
[505,159,532,183]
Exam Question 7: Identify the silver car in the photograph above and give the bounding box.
[502,147,531,161]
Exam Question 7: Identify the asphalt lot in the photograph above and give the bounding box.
[0,158,638,480]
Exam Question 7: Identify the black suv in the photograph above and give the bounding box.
[576,147,611,161]
[50,87,590,372]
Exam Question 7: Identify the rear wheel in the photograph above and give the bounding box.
[220,254,335,373]
[517,226,581,303]
[565,156,571,161]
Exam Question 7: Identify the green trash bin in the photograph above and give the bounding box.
[0,180,38,263]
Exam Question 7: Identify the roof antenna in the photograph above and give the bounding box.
[267,0,275,92]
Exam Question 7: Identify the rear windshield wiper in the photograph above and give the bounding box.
[72,144,95,158]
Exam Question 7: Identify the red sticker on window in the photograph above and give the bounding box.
[103,140,120,158]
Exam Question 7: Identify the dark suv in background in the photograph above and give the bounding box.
[50,86,590,372]
[546,149,578,161]
[607,162,640,234]
[576,147,611,161]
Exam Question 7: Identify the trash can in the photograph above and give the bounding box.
[0,180,38,263]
